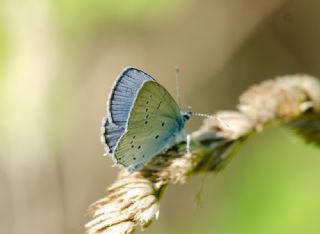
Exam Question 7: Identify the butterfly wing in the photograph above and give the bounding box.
[113,80,186,169]
[101,68,154,153]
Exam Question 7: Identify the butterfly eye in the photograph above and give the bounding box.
[161,122,165,127]
[145,121,148,124]
[155,135,159,139]
[138,145,141,149]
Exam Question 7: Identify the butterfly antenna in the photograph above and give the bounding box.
[193,112,230,128]
[175,66,182,107]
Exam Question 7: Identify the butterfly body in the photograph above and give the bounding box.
[101,67,191,172]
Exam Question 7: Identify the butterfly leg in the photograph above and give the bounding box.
[186,134,191,156]
[127,161,145,173]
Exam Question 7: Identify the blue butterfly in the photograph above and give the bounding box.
[101,67,191,172]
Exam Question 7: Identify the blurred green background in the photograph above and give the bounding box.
[1,0,320,233]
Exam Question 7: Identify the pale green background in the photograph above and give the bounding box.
[0,0,320,233]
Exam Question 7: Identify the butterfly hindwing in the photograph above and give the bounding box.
[101,118,125,153]
[113,81,185,168]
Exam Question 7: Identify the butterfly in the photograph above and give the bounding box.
[101,67,192,172]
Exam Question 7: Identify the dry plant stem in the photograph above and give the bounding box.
[86,75,320,234]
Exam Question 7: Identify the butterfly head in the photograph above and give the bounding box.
[182,111,192,122]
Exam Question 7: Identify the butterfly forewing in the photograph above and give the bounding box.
[113,81,185,168]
